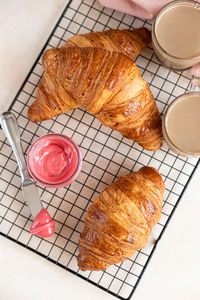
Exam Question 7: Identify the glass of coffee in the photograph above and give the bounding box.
[163,77,200,156]
[152,0,200,70]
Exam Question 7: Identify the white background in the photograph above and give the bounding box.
[0,1,200,299]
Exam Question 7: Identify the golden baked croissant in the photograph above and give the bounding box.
[77,167,165,271]
[28,29,162,151]
[64,28,151,60]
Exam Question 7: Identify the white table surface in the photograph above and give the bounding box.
[0,1,200,300]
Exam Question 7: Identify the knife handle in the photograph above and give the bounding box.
[0,112,29,182]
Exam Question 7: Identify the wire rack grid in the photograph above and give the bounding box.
[0,0,199,299]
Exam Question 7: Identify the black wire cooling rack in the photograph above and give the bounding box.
[0,1,200,299]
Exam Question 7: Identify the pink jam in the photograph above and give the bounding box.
[27,134,82,188]
[30,208,55,238]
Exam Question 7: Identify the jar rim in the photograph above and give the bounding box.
[27,133,82,188]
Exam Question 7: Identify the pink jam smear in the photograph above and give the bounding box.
[30,208,55,238]
[28,135,78,187]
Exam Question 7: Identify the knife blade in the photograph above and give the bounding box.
[22,178,43,219]
[0,112,43,220]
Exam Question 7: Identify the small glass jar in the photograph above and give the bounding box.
[163,77,200,156]
[27,133,82,188]
[152,0,200,70]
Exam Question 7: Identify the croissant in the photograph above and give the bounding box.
[64,28,151,60]
[77,167,165,271]
[28,29,162,151]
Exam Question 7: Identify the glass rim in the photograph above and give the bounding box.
[163,91,200,156]
[27,133,82,187]
[152,0,200,62]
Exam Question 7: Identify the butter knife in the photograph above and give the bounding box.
[0,112,43,219]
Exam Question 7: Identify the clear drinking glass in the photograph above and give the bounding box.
[162,77,200,156]
[152,0,200,70]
